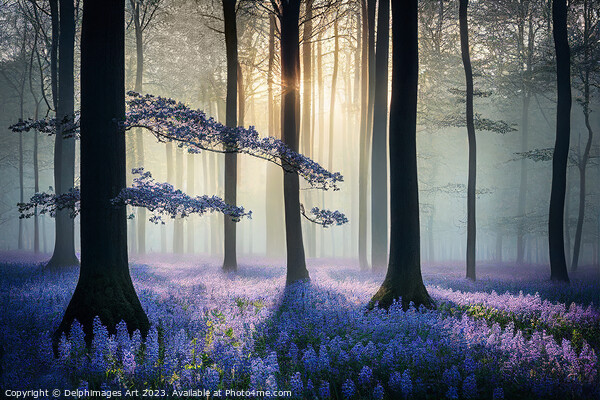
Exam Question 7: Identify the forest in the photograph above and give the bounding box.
[0,0,599,398]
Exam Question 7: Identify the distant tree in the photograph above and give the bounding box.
[357,0,369,270]
[570,0,598,271]
[222,0,238,271]
[370,0,389,271]
[128,0,164,255]
[548,0,571,282]
[369,0,432,309]
[47,0,78,269]
[459,0,476,281]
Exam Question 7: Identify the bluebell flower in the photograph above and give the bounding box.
[290,372,303,397]
[318,381,330,399]
[341,378,355,399]
[373,382,384,400]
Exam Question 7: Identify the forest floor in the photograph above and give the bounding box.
[0,251,599,399]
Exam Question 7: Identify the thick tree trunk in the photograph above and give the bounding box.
[371,0,389,271]
[358,0,370,270]
[55,0,149,347]
[369,0,432,310]
[548,0,570,282]
[47,0,78,268]
[223,0,238,271]
[280,0,309,284]
[460,0,476,281]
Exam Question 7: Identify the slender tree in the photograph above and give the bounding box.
[459,0,476,280]
[548,0,570,282]
[571,0,597,271]
[265,13,285,259]
[128,0,163,256]
[279,0,309,283]
[369,0,432,309]
[371,0,389,271]
[55,0,149,344]
[358,0,369,270]
[47,0,78,268]
[222,0,238,271]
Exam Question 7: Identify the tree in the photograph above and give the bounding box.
[369,0,431,309]
[548,0,570,282]
[459,0,476,281]
[279,0,309,284]
[370,0,389,271]
[570,0,598,271]
[357,0,369,270]
[54,0,149,344]
[128,0,164,255]
[222,0,238,271]
[47,0,78,269]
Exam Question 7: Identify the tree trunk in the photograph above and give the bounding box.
[328,18,339,170]
[173,147,184,253]
[280,0,309,283]
[548,0,570,282]
[516,95,530,263]
[55,0,149,346]
[266,14,285,259]
[131,0,146,256]
[162,142,174,253]
[187,152,195,254]
[571,0,594,272]
[47,0,79,268]
[496,232,503,263]
[223,0,238,271]
[369,0,432,310]
[302,0,316,258]
[371,0,389,271]
[516,11,534,265]
[358,0,370,270]
[459,0,477,281]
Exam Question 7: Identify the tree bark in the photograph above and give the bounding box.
[265,14,285,259]
[358,0,370,270]
[47,0,79,268]
[548,0,570,282]
[369,0,432,310]
[280,0,309,283]
[55,0,149,347]
[187,152,195,254]
[328,17,339,170]
[173,146,184,253]
[571,0,594,272]
[131,0,146,256]
[223,0,238,271]
[459,0,476,281]
[371,0,389,271]
[302,0,316,258]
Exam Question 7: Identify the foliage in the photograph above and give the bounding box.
[11,92,348,227]
[10,92,344,191]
